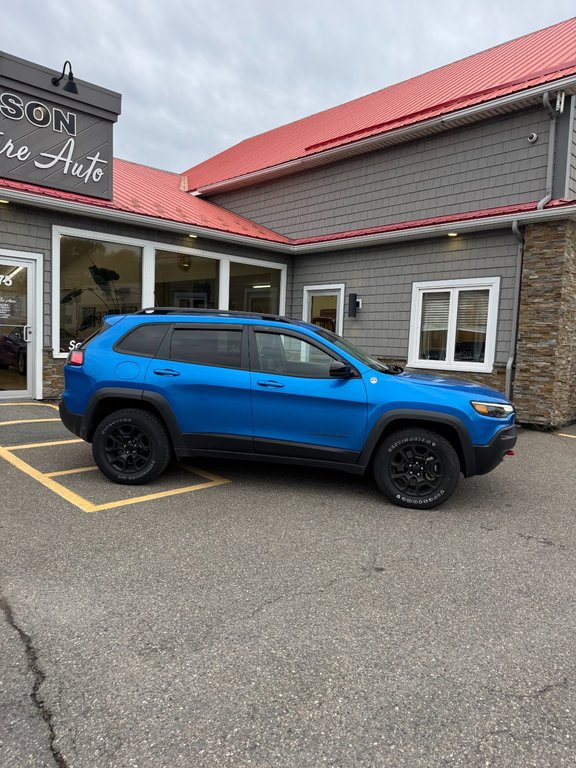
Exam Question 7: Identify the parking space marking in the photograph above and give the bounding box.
[7,438,83,450]
[0,418,61,427]
[87,469,230,513]
[558,433,576,440]
[45,466,99,478]
[0,443,101,511]
[0,437,231,513]
[0,402,59,410]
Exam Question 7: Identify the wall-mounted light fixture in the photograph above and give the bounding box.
[348,293,362,317]
[51,61,79,95]
[447,232,458,237]
[0,199,10,205]
[188,234,198,239]
[252,284,271,289]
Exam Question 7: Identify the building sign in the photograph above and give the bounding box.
[0,52,121,200]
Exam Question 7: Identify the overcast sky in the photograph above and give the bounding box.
[2,0,575,173]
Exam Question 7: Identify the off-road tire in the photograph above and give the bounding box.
[373,428,460,509]
[92,408,171,485]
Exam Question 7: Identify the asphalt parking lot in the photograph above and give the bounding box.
[1,402,576,768]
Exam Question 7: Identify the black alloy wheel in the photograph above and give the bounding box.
[373,428,460,509]
[92,408,171,485]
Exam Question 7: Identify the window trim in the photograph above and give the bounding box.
[407,276,500,373]
[302,283,345,336]
[52,225,287,358]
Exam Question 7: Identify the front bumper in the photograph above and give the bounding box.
[471,424,517,476]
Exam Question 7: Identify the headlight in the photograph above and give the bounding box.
[471,401,514,418]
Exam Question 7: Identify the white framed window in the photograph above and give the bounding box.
[408,277,500,373]
[51,226,287,357]
[302,283,345,336]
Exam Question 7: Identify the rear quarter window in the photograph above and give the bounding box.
[115,324,169,357]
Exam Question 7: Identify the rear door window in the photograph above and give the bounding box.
[169,327,243,368]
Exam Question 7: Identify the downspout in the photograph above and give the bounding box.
[537,92,560,209]
[505,220,524,400]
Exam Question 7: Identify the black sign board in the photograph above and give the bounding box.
[0,52,121,200]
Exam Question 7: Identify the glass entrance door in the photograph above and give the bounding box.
[0,257,34,398]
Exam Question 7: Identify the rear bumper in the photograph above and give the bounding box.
[471,424,517,476]
[59,399,84,439]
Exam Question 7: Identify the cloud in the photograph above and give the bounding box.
[1,0,575,172]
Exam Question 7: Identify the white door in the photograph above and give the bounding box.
[0,252,41,399]
[303,283,345,336]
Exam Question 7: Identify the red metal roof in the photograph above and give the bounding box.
[3,161,573,247]
[183,17,576,190]
[0,159,289,244]
[292,199,576,245]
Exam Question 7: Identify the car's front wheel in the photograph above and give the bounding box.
[92,409,171,485]
[373,428,460,509]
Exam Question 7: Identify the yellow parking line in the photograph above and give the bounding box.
[0,402,59,410]
[0,418,60,426]
[558,433,576,439]
[8,438,83,451]
[45,466,99,478]
[89,476,231,512]
[0,445,101,512]
[0,437,231,512]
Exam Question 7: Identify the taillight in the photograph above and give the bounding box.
[68,349,85,366]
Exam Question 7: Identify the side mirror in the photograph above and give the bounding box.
[329,360,353,378]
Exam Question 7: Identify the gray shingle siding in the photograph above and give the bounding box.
[210,109,551,238]
[289,231,518,365]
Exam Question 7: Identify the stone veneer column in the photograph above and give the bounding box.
[513,220,576,427]
[42,351,65,399]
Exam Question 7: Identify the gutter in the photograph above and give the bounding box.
[292,203,576,253]
[2,186,576,255]
[192,73,576,196]
[0,187,291,254]
[506,221,524,399]
[537,91,562,209]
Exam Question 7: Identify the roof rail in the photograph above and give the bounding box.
[136,307,290,322]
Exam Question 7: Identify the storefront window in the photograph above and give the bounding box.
[229,262,281,314]
[154,250,218,309]
[59,236,142,352]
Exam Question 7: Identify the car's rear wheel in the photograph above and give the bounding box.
[92,409,171,485]
[17,351,26,376]
[373,428,460,509]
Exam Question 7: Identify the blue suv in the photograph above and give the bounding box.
[59,308,517,509]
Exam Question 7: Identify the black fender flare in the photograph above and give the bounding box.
[83,388,185,453]
[359,409,475,476]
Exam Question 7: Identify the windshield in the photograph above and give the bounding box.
[312,327,398,373]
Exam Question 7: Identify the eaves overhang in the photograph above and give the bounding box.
[0,186,291,253]
[192,73,576,197]
[2,185,576,255]
[292,203,576,253]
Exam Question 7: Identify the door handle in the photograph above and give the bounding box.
[23,325,32,343]
[256,379,284,388]
[153,369,181,377]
